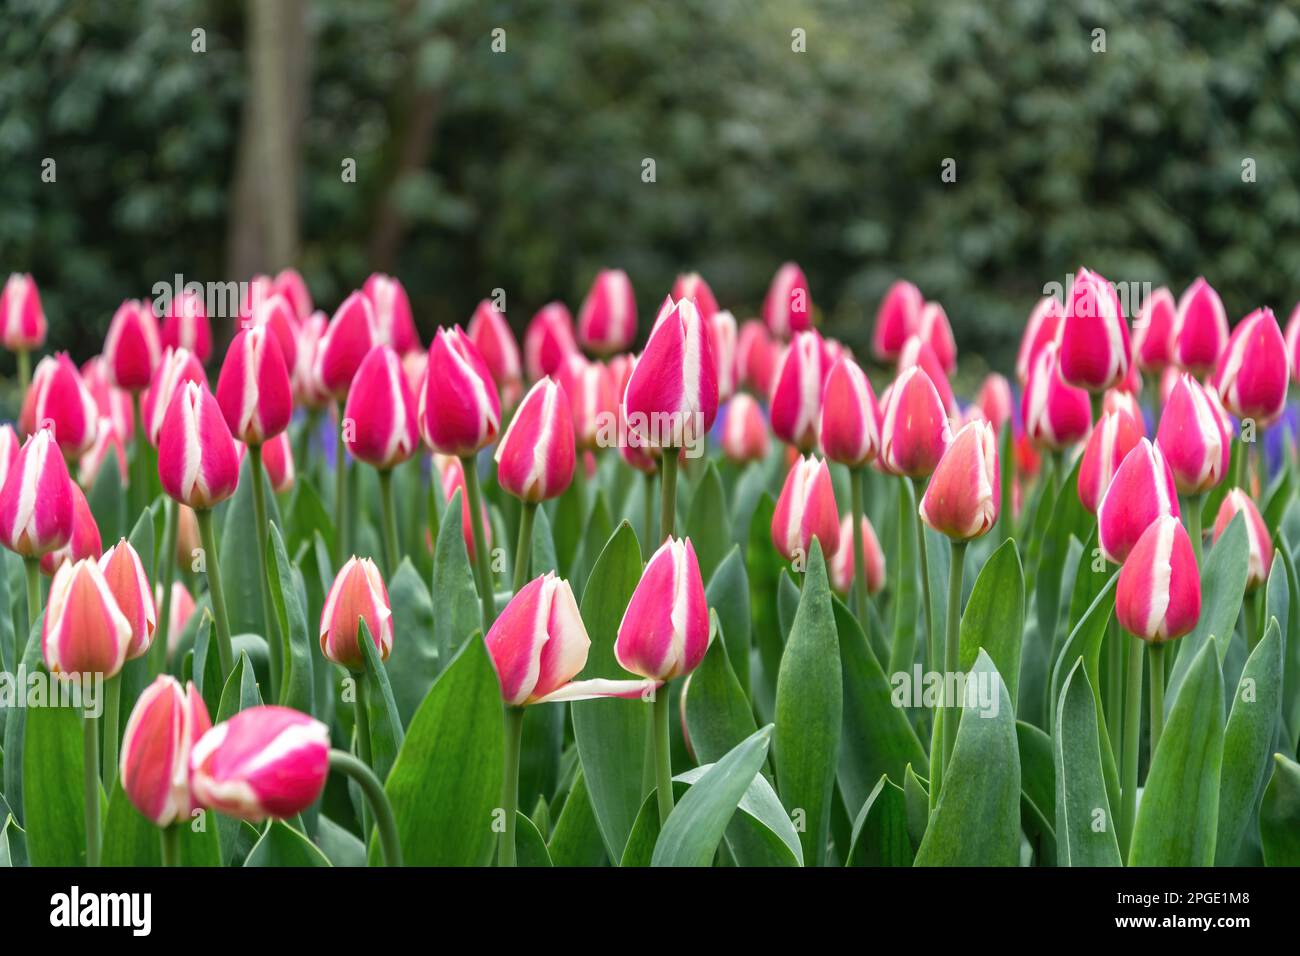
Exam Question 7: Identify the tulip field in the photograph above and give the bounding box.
[0,264,1297,875]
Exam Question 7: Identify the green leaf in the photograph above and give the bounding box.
[1052,660,1121,865]
[887,478,920,675]
[571,523,647,860]
[571,492,614,603]
[774,540,842,867]
[686,461,729,584]
[619,792,661,867]
[313,814,366,867]
[673,748,802,867]
[383,636,503,866]
[85,453,124,547]
[1277,539,1300,754]
[1017,720,1056,866]
[21,687,86,866]
[220,457,280,638]
[1216,618,1284,864]
[215,652,263,866]
[846,775,913,866]
[546,770,607,867]
[683,612,758,767]
[514,811,553,867]
[1259,753,1300,866]
[914,650,1020,866]
[286,477,336,558]
[1049,571,1118,733]
[101,786,220,867]
[0,814,27,867]
[3,613,44,823]
[244,820,332,866]
[746,493,785,719]
[266,523,312,714]
[902,764,930,851]
[191,612,222,720]
[958,538,1025,704]
[1168,512,1248,706]
[358,618,405,784]
[705,545,751,694]
[431,488,481,673]
[1130,639,1225,866]
[384,559,438,726]
[530,505,559,576]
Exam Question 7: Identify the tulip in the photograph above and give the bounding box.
[119,676,211,835]
[363,273,419,355]
[343,345,419,472]
[769,330,827,452]
[1077,409,1144,515]
[1102,388,1144,431]
[872,280,922,363]
[190,705,330,822]
[216,326,293,446]
[495,377,576,506]
[0,428,75,559]
[917,301,957,374]
[160,290,213,364]
[524,302,578,381]
[1,273,47,359]
[830,513,885,597]
[1059,268,1130,392]
[292,311,333,411]
[1172,277,1229,376]
[819,355,879,468]
[1214,306,1288,426]
[316,292,377,400]
[879,366,952,478]
[261,431,295,493]
[141,347,207,447]
[81,355,135,445]
[1098,438,1179,564]
[272,268,313,322]
[242,292,300,374]
[99,539,157,661]
[1156,373,1231,504]
[897,334,956,414]
[41,558,131,679]
[720,393,770,465]
[708,309,739,402]
[1015,296,1063,385]
[1116,514,1200,643]
[1022,340,1091,450]
[319,556,393,670]
[78,418,128,490]
[672,272,719,322]
[623,297,718,452]
[1213,488,1272,593]
[22,353,99,461]
[40,482,102,576]
[920,420,1000,541]
[763,262,812,340]
[771,455,840,562]
[1133,287,1176,373]
[555,354,617,451]
[736,319,776,396]
[0,425,20,490]
[975,374,1013,433]
[421,327,501,457]
[467,299,524,408]
[1286,301,1300,385]
[577,269,637,355]
[104,299,163,392]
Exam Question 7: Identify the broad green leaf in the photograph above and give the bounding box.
[619,792,661,867]
[286,477,336,558]
[314,814,366,867]
[220,457,280,638]
[1259,753,1300,866]
[3,613,43,823]
[1262,464,1295,536]
[683,614,758,766]
[887,478,920,675]
[384,559,438,726]
[266,523,313,714]
[746,493,785,719]
[431,488,481,672]
[686,461,728,584]
[774,541,842,867]
[0,814,27,867]
[514,812,552,867]
[902,764,930,851]
[1277,539,1300,754]
[23,682,89,866]
[1049,572,1118,732]
[846,775,913,866]
[102,785,220,867]
[776,569,800,641]
[674,750,801,866]
[244,820,332,866]
[1052,660,1121,865]
[191,612,223,719]
[958,538,1025,704]
[358,618,404,784]
[1168,513,1247,708]
[1017,720,1057,866]
[550,469,587,578]
[705,545,751,694]
[215,652,263,866]
[518,698,564,814]
[1130,639,1225,866]
[86,457,125,549]
[530,505,559,576]
[1031,456,1090,711]
[572,492,614,604]
[546,770,607,867]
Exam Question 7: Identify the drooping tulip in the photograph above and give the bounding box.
[708,309,739,402]
[622,297,718,451]
[315,292,377,400]
[1077,410,1144,514]
[292,311,333,410]
[1155,373,1231,496]
[872,280,923,363]
[762,262,812,340]
[524,302,578,381]
[917,301,956,374]
[919,420,1000,540]
[98,538,156,661]
[1015,296,1063,385]
[1059,268,1130,392]
[467,299,524,408]
[769,330,826,452]
[830,514,885,596]
[141,347,207,447]
[819,355,879,468]
[158,381,241,510]
[319,556,393,670]
[274,268,314,323]
[671,272,718,322]
[216,326,293,445]
[189,706,330,822]
[736,319,776,396]
[1133,287,1176,373]
[22,353,98,459]
[1,273,46,349]
[160,289,213,364]
[1115,515,1200,642]
[771,455,841,561]
[1213,307,1288,426]
[0,429,74,557]
[615,538,710,681]
[41,558,132,678]
[495,378,576,503]
[1022,341,1091,450]
[40,482,102,576]
[720,393,770,464]
[975,374,1013,433]
[555,354,616,451]
[104,299,163,392]
[878,366,952,478]
[363,273,419,355]
[342,345,419,470]
[577,269,637,355]
[1098,438,1180,564]
[1172,277,1229,376]
[260,431,296,493]
[119,676,211,827]
[1213,489,1272,590]
[421,327,501,456]
[436,455,492,559]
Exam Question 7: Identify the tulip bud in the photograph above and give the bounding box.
[274,268,314,322]
[160,290,213,364]
[495,378,576,503]
[1102,387,1144,430]
[1213,307,1288,426]
[819,355,879,467]
[771,455,841,561]
[1,273,46,349]
[22,354,99,460]
[190,705,330,822]
[158,381,241,510]
[1098,438,1180,564]
[1286,301,1300,385]
[243,292,300,373]
[577,269,637,356]
[0,429,74,557]
[1133,287,1176,372]
[897,334,956,414]
[0,425,20,490]
[292,311,333,410]
[622,297,718,451]
[319,556,393,670]
[763,262,812,340]
[917,301,957,374]
[615,538,710,681]
[830,514,885,596]
[436,455,492,559]
[467,299,523,408]
[672,273,718,322]
[1059,268,1130,392]
[175,505,200,568]
[316,292,378,400]
[1155,373,1231,496]
[1015,296,1063,385]
[81,355,136,445]
[736,319,776,396]
[104,299,163,392]
[98,539,156,661]
[524,302,578,381]
[40,482,102,576]
[363,273,419,355]
[141,347,207,447]
[1022,340,1091,450]
[878,366,952,478]
[769,330,827,451]
[261,431,296,494]
[1172,277,1229,376]
[342,345,419,470]
[919,420,999,540]
[119,676,211,827]
[872,280,922,363]
[78,417,128,490]
[1078,410,1144,514]
[1115,516,1200,642]
[708,309,739,402]
[42,558,132,678]
[975,374,1013,433]
[1213,488,1272,590]
[720,393,770,465]
[215,326,293,446]
[555,355,616,451]
[422,327,502,456]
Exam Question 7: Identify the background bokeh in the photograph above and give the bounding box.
[4,0,1300,378]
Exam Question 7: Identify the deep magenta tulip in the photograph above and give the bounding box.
[468,299,524,408]
[343,345,419,470]
[216,326,293,445]
[160,290,213,365]
[1133,287,1176,373]
[1059,268,1130,392]
[720,393,770,464]
[21,353,99,460]
[1155,373,1231,496]
[1022,340,1091,450]
[104,299,162,392]
[1,273,46,349]
[622,297,718,451]
[672,272,719,322]
[495,378,576,503]
[872,280,922,363]
[363,273,419,355]
[422,327,501,456]
[1015,296,1063,385]
[763,262,812,340]
[577,269,637,355]
[524,302,578,381]
[1213,306,1288,426]
[615,538,710,681]
[878,366,952,478]
[1098,438,1179,564]
[0,429,74,557]
[316,292,378,400]
[770,330,827,452]
[1172,277,1229,376]
[141,347,207,447]
[158,382,241,510]
[1213,489,1272,590]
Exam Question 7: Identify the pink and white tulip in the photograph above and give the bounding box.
[260,431,295,493]
[878,366,952,478]
[495,378,576,503]
[421,327,501,456]
[873,280,923,363]
[917,301,956,374]
[292,311,333,410]
[1015,296,1063,385]
[1098,438,1180,564]
[736,319,777,396]
[319,556,393,670]
[672,273,719,322]
[160,290,213,364]
[39,482,101,576]
[819,355,879,467]
[274,268,314,323]
[80,356,135,446]
[363,273,419,355]
[1116,515,1200,642]
[104,299,163,392]
[975,374,1014,433]
[99,538,156,661]
[524,302,578,381]
[830,514,886,596]
[720,393,770,464]
[216,326,293,445]
[158,381,241,510]
[708,309,739,402]
[22,354,99,460]
[762,262,812,340]
[0,425,20,490]
[897,334,956,414]
[1155,373,1231,496]
[919,420,1000,540]
[316,292,378,400]
[1133,287,1176,373]
[771,455,841,561]
[622,297,718,451]
[78,417,128,490]
[141,347,207,447]
[1172,277,1229,376]
[1059,268,1130,392]
[0,429,74,557]
[1078,410,1144,515]
[343,345,419,470]
[1213,489,1272,590]
[242,292,299,372]
[119,676,211,827]
[1,273,46,350]
[42,558,132,678]
[577,269,637,355]
[1022,340,1091,450]
[555,354,616,451]
[467,299,524,408]
[1213,306,1288,426]
[615,538,710,681]
[769,330,827,452]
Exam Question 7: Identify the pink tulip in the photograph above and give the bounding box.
[708,309,739,402]
[672,273,719,322]
[274,268,314,322]
[736,319,776,396]
[1098,438,1179,564]
[42,558,132,678]
[577,269,637,355]
[897,334,956,414]
[216,326,293,445]
[919,420,1000,540]
[316,292,378,400]
[260,431,295,494]
[78,417,128,490]
[319,556,393,670]
[436,455,492,559]
[769,330,827,452]
[421,327,501,456]
[1213,489,1272,590]
[720,393,770,464]
[98,538,156,661]
[0,425,20,490]
[1101,388,1144,432]
[1077,410,1144,514]
[1213,307,1288,426]
[104,299,163,392]
[622,297,718,451]
[975,374,1013,433]
[1155,373,1231,496]
[555,354,617,451]
[1022,340,1091,450]
[141,347,207,447]
[819,355,879,468]
[119,676,211,827]
[40,482,102,576]
[81,355,136,445]
[1015,296,1063,385]
[1133,287,1176,373]
[160,290,213,364]
[292,311,333,410]
[830,514,885,596]
[1172,277,1229,376]
[467,299,524,408]
[190,705,330,822]
[763,262,812,340]
[1116,515,1200,642]
[872,280,922,363]
[878,366,952,478]
[771,455,841,561]
[239,275,276,324]
[1,273,46,349]
[363,273,419,355]
[524,302,578,381]
[495,378,576,503]
[615,538,710,681]
[21,353,99,460]
[158,381,241,510]
[917,301,957,374]
[1059,268,1130,392]
[160,581,198,661]
[0,429,74,557]
[342,345,419,470]
[242,292,299,373]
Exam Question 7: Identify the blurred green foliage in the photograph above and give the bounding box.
[3,0,1300,375]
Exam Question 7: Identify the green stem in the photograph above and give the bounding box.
[248,444,280,698]
[328,749,403,866]
[1244,591,1260,653]
[149,499,179,676]
[1119,631,1144,858]
[499,706,525,867]
[16,347,30,399]
[1106,615,1123,758]
[131,392,148,517]
[643,469,656,554]
[660,452,678,543]
[1186,493,1203,566]
[460,454,496,626]
[653,684,674,824]
[101,674,121,790]
[354,671,372,767]
[296,408,319,481]
[1147,643,1165,762]
[849,467,870,627]
[377,468,400,579]
[334,403,350,563]
[84,712,100,867]
[912,478,935,674]
[512,501,537,594]
[195,508,234,680]
[942,539,967,779]
[23,555,40,643]
[160,824,181,867]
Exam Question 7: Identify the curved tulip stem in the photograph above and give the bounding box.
[328,749,403,867]
[1119,630,1144,859]
[1185,494,1203,566]
[16,347,30,399]
[23,555,40,646]
[941,539,967,780]
[849,467,870,628]
[334,403,350,563]
[911,478,936,675]
[1147,643,1165,762]
[660,452,678,543]
[512,502,537,594]
[460,454,496,626]
[195,508,234,681]
[377,467,400,579]
[84,711,100,867]
[149,499,179,678]
[248,444,280,697]
[101,674,121,790]
[653,684,674,825]
[160,824,181,867]
[498,706,525,867]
